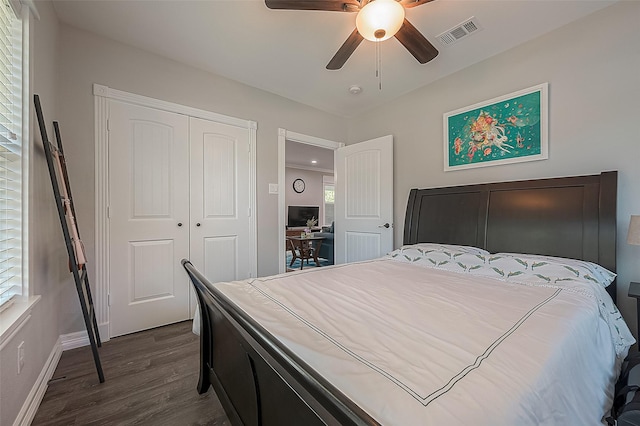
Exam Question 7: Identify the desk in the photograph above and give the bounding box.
[285,227,321,249]
[287,236,325,270]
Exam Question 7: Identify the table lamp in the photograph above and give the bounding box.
[628,215,640,246]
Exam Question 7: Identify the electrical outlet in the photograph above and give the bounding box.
[17,341,24,374]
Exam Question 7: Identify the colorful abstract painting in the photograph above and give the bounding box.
[444,83,548,171]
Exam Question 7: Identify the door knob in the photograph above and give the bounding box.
[196,223,201,227]
[378,223,390,229]
[177,222,183,227]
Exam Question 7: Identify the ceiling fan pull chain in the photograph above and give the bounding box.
[376,40,382,90]
[374,40,379,79]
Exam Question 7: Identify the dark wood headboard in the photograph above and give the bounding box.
[403,171,618,302]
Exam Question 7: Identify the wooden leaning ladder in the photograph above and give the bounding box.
[34,94,105,383]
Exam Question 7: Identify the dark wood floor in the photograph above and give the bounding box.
[32,321,230,426]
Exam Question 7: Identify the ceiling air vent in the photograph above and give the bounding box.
[437,17,482,46]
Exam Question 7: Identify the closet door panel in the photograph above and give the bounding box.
[203,236,238,284]
[109,101,190,337]
[190,117,252,284]
[203,134,236,217]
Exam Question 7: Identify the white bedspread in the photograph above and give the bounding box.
[213,258,631,425]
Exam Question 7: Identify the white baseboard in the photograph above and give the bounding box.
[12,338,62,426]
[60,330,89,351]
[60,322,110,351]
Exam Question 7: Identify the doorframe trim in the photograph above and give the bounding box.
[94,84,258,339]
[278,129,343,274]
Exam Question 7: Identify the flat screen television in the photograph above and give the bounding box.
[287,205,319,228]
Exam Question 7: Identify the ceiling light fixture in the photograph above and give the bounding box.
[355,0,405,91]
[355,0,405,42]
[311,160,318,164]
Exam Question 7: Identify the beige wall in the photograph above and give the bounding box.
[0,1,66,424]
[346,1,640,333]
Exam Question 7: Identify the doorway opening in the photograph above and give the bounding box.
[277,129,343,274]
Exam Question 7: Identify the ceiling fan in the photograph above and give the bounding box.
[265,0,439,70]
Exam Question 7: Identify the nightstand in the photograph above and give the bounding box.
[628,282,640,339]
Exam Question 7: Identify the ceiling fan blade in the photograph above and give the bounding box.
[394,19,439,64]
[265,0,359,12]
[326,28,364,70]
[398,0,435,8]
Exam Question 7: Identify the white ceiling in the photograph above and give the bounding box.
[286,140,334,171]
[51,0,617,117]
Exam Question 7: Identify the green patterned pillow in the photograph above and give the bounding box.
[410,243,489,256]
[494,253,616,287]
[388,249,615,288]
[387,244,489,269]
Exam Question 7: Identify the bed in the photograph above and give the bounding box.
[182,171,634,425]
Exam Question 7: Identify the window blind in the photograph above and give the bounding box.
[0,0,22,309]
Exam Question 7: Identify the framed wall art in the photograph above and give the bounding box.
[444,83,548,171]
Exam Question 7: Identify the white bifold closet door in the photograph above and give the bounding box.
[188,117,252,286]
[108,101,251,337]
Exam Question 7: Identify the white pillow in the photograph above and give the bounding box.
[493,253,616,287]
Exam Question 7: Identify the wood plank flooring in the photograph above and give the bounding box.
[32,321,230,426]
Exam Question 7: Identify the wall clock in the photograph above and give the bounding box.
[293,178,305,193]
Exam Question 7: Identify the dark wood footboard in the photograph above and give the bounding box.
[182,259,379,426]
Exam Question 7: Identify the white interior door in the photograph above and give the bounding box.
[189,117,252,284]
[335,135,394,264]
[108,101,190,337]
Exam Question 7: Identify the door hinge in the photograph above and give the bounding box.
[107,294,110,306]
[107,206,111,219]
[106,118,110,131]
[248,207,251,217]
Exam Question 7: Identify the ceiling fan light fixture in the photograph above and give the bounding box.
[356,0,405,42]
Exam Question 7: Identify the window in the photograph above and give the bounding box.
[0,0,24,310]
[323,177,334,227]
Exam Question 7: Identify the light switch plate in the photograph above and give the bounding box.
[268,183,278,194]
